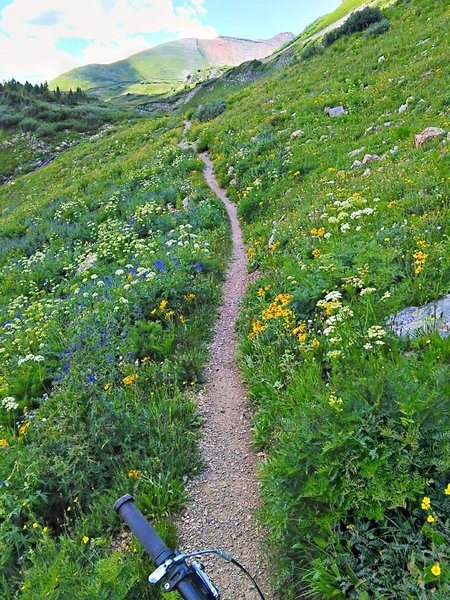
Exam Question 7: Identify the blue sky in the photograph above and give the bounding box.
[0,0,341,83]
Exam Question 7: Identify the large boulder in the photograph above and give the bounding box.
[387,294,450,339]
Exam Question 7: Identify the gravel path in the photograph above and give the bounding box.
[176,127,270,598]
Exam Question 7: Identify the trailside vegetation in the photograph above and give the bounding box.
[186,0,449,596]
[0,79,126,182]
[0,118,229,598]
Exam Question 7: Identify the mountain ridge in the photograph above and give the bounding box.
[50,33,294,100]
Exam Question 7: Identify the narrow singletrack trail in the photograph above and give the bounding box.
[177,125,269,598]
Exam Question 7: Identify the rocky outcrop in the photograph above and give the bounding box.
[387,294,450,339]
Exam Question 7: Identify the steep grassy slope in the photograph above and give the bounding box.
[0,116,230,598]
[185,0,449,596]
[50,35,293,101]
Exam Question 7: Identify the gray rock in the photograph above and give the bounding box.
[230,178,237,186]
[77,253,98,274]
[290,129,304,139]
[227,166,235,175]
[362,153,380,164]
[387,294,450,339]
[325,106,345,117]
[182,197,190,209]
[398,103,408,113]
[348,146,365,157]
[351,159,363,169]
[414,127,446,148]
[362,168,371,176]
[378,55,386,63]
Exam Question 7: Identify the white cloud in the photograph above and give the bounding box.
[0,0,217,83]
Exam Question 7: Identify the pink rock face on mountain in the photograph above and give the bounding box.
[199,33,294,66]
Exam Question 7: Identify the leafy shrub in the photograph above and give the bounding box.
[196,129,213,152]
[300,43,323,61]
[341,7,383,34]
[195,99,226,123]
[19,117,39,132]
[364,18,391,38]
[323,29,341,47]
[323,7,383,46]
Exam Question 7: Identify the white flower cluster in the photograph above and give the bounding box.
[364,325,387,349]
[1,396,18,411]
[17,354,45,365]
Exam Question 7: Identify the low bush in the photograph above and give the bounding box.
[195,99,226,123]
[364,18,391,38]
[300,43,323,61]
[323,7,384,47]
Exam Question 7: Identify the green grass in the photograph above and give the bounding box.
[1,0,449,597]
[186,0,450,596]
[0,116,230,598]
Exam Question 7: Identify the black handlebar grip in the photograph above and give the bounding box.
[114,494,174,567]
[114,495,211,600]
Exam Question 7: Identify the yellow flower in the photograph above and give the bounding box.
[312,248,320,259]
[179,314,186,324]
[0,438,9,448]
[311,227,325,237]
[159,299,168,311]
[128,469,141,479]
[42,527,48,534]
[268,241,280,251]
[83,535,90,544]
[421,496,431,510]
[427,514,436,523]
[32,522,39,529]
[248,320,268,340]
[19,422,30,435]
[445,483,450,495]
[104,382,112,391]
[122,374,138,385]
[311,339,320,348]
[247,247,256,259]
[431,563,441,577]
[183,293,196,301]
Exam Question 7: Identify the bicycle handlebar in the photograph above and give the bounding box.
[114,494,173,566]
[114,494,213,600]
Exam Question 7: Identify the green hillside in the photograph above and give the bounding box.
[186,0,449,596]
[51,38,210,97]
[0,0,448,598]
[50,36,288,101]
[0,80,126,182]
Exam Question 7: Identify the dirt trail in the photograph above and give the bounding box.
[176,127,270,598]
